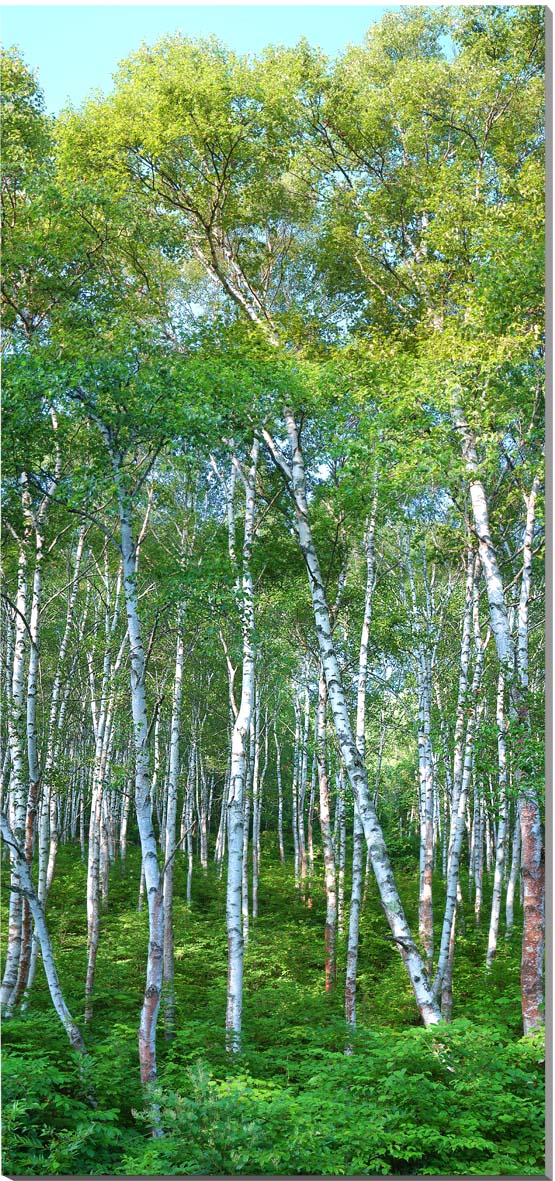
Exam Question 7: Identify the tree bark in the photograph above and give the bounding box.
[486,670,508,966]
[455,410,544,1033]
[225,440,258,1051]
[264,415,441,1025]
[316,670,337,993]
[346,502,377,1027]
[163,624,184,1038]
[1,810,87,1057]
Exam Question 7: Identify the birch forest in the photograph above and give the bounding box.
[1,6,545,1176]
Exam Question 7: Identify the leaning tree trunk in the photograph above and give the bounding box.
[264,414,441,1025]
[1,810,87,1057]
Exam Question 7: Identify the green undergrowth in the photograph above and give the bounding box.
[1,842,545,1175]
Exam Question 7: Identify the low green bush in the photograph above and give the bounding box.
[123,1023,544,1176]
[1,849,545,1175]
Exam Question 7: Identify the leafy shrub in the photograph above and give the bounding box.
[124,1023,545,1175]
[2,1051,137,1175]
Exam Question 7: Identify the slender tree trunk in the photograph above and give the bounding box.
[455,410,543,1034]
[265,416,441,1025]
[1,529,29,1012]
[274,718,285,864]
[13,523,44,1008]
[85,774,103,1023]
[506,809,521,936]
[109,469,165,1094]
[317,671,337,993]
[291,698,301,886]
[307,753,316,907]
[487,670,509,967]
[404,539,435,970]
[515,474,544,1033]
[441,909,457,1021]
[433,572,487,1000]
[336,772,346,936]
[214,766,229,873]
[345,503,377,1026]
[225,440,258,1051]
[163,625,184,1038]
[242,719,252,945]
[251,695,261,921]
[297,679,310,898]
[474,788,484,925]
[1,810,87,1057]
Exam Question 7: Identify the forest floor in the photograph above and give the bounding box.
[2,839,545,1176]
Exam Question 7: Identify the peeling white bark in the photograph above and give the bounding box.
[265,415,441,1025]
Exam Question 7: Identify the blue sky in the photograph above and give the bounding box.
[1,5,395,113]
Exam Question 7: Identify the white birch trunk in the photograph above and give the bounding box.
[1,528,29,1011]
[225,440,258,1051]
[317,670,337,992]
[346,501,377,1027]
[433,575,488,999]
[291,698,301,886]
[274,718,285,864]
[336,772,346,935]
[486,670,509,966]
[265,415,441,1025]
[163,625,184,1037]
[1,809,87,1056]
[297,679,310,897]
[455,409,544,1033]
[505,808,521,936]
